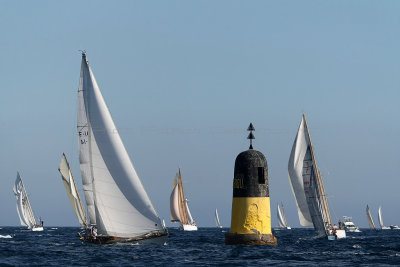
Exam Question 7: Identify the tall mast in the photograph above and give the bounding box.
[302,113,332,227]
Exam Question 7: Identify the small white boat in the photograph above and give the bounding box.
[13,172,44,231]
[31,226,44,231]
[378,206,390,230]
[215,209,222,228]
[342,216,361,232]
[277,203,291,230]
[390,225,400,230]
[170,169,198,231]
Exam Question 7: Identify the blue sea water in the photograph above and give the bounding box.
[0,227,399,266]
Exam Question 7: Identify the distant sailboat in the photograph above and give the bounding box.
[58,153,88,228]
[76,52,167,243]
[170,168,198,231]
[366,205,376,229]
[215,209,222,228]
[378,206,390,230]
[277,203,291,229]
[13,172,44,231]
[288,114,346,239]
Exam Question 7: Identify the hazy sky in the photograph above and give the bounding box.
[0,1,399,228]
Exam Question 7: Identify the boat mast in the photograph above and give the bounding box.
[302,113,332,228]
[178,168,189,225]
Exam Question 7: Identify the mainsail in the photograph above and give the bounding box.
[377,206,389,229]
[13,172,38,229]
[215,209,222,228]
[366,205,376,229]
[288,114,332,237]
[77,52,164,238]
[58,153,87,227]
[170,177,181,222]
[277,203,289,228]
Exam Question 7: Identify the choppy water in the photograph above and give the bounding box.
[0,227,399,266]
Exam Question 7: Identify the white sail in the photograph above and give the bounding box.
[215,209,222,228]
[78,53,164,238]
[58,153,87,227]
[13,172,38,228]
[378,206,384,228]
[185,200,195,225]
[288,114,332,237]
[277,204,286,228]
[170,181,180,222]
[288,118,313,226]
[77,57,96,225]
[366,205,376,229]
[377,206,389,229]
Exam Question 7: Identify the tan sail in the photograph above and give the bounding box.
[177,169,189,225]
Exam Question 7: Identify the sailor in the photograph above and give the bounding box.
[338,220,343,230]
[92,226,97,239]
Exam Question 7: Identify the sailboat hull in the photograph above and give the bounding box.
[79,231,168,245]
[31,226,44,232]
[327,229,346,240]
[182,224,198,231]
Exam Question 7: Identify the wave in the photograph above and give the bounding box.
[0,235,12,239]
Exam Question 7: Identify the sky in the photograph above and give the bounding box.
[0,1,399,228]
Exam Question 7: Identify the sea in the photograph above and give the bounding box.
[0,227,399,266]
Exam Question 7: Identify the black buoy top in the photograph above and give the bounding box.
[233,149,269,198]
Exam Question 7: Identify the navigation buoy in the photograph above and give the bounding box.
[225,123,277,245]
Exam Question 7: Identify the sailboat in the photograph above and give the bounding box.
[215,209,222,228]
[277,203,291,229]
[378,206,390,230]
[170,168,198,231]
[288,113,346,239]
[13,172,44,231]
[58,153,88,228]
[366,205,376,229]
[76,52,168,244]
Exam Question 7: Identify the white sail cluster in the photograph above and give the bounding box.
[76,52,164,238]
[13,173,39,229]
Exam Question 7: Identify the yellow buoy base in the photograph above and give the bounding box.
[230,197,272,234]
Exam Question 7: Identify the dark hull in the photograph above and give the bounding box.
[79,231,168,245]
